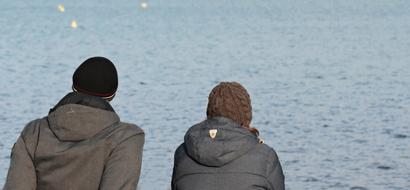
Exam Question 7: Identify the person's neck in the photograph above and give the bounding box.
[49,92,115,113]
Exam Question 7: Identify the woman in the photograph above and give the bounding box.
[172,82,285,190]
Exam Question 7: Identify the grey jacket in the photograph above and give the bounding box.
[172,117,285,190]
[3,93,144,190]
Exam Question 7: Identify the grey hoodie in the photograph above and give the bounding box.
[172,117,284,190]
[3,94,144,190]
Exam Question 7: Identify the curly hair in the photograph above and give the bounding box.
[206,82,259,136]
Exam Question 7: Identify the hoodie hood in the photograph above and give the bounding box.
[50,92,115,114]
[48,104,119,141]
[184,117,259,167]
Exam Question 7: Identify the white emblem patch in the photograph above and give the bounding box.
[209,129,218,139]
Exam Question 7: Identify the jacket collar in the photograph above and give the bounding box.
[50,92,114,114]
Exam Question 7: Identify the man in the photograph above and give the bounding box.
[3,57,145,190]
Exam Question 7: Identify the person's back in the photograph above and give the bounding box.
[172,82,285,190]
[4,57,145,190]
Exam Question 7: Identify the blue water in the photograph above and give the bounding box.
[1,0,410,189]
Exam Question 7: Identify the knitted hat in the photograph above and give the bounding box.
[72,57,118,98]
[207,82,253,128]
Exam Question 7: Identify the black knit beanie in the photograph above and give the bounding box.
[72,57,118,98]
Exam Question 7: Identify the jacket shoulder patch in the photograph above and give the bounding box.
[209,129,217,139]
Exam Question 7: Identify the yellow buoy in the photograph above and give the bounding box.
[71,20,78,29]
[140,2,148,9]
[58,4,65,12]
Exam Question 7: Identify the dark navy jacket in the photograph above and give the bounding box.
[172,117,285,190]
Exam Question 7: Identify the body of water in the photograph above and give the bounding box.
[0,0,410,189]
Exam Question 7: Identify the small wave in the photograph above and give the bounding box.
[394,134,407,139]
[350,186,368,190]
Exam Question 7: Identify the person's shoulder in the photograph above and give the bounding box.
[254,142,281,161]
[20,117,47,138]
[174,143,185,155]
[117,122,144,135]
[173,143,191,166]
[104,122,144,148]
[19,118,47,154]
[252,143,283,176]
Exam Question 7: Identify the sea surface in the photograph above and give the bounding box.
[1,0,410,189]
